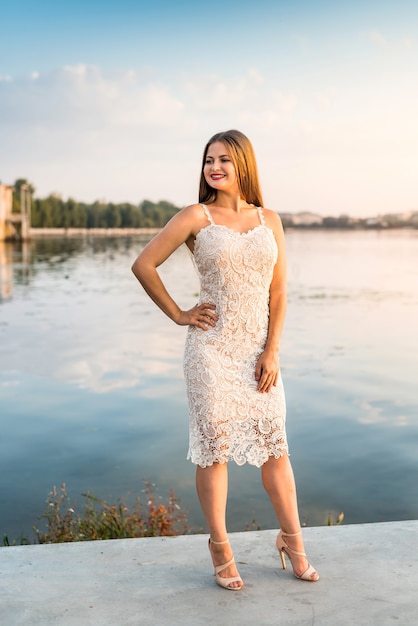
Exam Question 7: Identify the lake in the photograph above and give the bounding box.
[1,229,417,541]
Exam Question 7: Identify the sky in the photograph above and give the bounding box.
[1,0,417,217]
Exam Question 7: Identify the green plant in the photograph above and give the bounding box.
[327,511,344,526]
[2,533,31,547]
[33,482,189,544]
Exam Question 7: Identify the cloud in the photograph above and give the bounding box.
[0,65,200,201]
[5,67,185,150]
[2,65,185,134]
[369,29,416,50]
[1,64,301,142]
[0,64,302,202]
[358,400,410,427]
[1,56,417,215]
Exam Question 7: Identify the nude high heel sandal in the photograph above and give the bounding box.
[276,530,319,582]
[208,538,244,590]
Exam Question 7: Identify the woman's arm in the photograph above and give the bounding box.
[255,210,287,392]
[131,204,218,330]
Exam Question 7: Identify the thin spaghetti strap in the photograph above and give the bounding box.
[200,203,214,225]
[257,206,266,226]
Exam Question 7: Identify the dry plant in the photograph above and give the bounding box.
[32,482,189,543]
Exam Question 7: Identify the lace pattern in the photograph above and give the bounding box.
[184,205,288,468]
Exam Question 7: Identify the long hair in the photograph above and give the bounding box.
[198,130,264,207]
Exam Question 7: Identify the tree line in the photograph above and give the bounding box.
[12,178,417,231]
[12,179,180,229]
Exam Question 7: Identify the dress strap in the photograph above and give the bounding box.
[256,206,266,226]
[200,203,214,225]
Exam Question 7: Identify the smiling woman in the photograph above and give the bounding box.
[131,129,319,589]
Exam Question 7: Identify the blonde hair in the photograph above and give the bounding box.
[198,130,264,206]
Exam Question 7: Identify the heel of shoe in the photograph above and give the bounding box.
[278,547,286,570]
[275,533,287,570]
[276,530,319,582]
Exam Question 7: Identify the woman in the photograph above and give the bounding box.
[131,130,319,590]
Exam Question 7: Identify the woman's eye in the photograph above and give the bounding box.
[221,158,230,162]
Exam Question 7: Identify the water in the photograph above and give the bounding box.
[1,230,417,540]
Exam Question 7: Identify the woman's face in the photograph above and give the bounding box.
[203,141,238,194]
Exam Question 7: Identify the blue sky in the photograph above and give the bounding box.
[1,0,417,215]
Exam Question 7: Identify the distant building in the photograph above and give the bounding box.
[0,182,31,240]
[0,184,14,240]
[280,211,323,227]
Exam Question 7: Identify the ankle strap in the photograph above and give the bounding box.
[209,537,229,545]
[280,530,302,537]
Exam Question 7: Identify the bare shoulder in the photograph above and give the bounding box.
[171,203,207,236]
[179,202,205,220]
[263,208,284,234]
[143,203,204,246]
[137,203,206,264]
[263,209,286,272]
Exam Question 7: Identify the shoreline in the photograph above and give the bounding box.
[28,227,161,237]
[26,226,418,237]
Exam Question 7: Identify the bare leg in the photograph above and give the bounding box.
[261,455,318,580]
[196,463,242,588]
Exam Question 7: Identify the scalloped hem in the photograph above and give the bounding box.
[187,448,289,469]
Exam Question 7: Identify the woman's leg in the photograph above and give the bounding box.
[196,462,242,587]
[261,455,318,580]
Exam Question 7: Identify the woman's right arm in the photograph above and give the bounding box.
[131,204,218,330]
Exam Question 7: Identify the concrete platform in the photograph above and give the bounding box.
[1,520,417,625]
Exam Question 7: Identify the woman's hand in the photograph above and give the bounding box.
[255,349,279,393]
[175,303,218,330]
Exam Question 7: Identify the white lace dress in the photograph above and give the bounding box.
[184,204,288,468]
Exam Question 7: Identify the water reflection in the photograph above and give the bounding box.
[0,243,13,301]
[0,236,200,406]
[0,241,33,300]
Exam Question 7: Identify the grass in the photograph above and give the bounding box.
[3,482,189,546]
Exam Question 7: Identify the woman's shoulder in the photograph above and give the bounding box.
[262,208,284,229]
[186,202,205,211]
[172,203,209,236]
[261,209,285,246]
[167,202,203,223]
[178,202,206,218]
